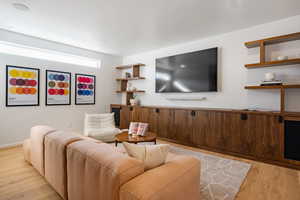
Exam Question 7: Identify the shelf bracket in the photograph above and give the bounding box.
[260,41,265,63]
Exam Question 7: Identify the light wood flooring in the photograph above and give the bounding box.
[0,142,299,200]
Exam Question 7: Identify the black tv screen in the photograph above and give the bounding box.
[155,47,218,93]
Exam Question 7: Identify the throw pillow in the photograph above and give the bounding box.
[123,142,169,170]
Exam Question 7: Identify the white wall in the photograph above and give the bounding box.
[0,30,122,147]
[123,15,300,112]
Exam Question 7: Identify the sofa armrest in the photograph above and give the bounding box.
[120,155,201,200]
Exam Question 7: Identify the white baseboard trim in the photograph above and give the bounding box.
[0,141,23,149]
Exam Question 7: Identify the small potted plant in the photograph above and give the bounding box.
[130,94,139,106]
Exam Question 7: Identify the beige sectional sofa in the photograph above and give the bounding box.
[23,125,201,200]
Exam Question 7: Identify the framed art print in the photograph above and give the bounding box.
[46,70,71,106]
[75,74,96,105]
[6,65,40,106]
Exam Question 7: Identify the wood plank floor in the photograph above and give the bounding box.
[0,142,299,200]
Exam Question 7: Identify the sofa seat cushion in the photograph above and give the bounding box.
[120,155,201,200]
[44,131,82,200]
[67,140,144,200]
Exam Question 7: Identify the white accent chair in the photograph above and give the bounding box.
[84,113,121,142]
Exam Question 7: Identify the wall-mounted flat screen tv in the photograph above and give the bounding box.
[155,47,218,93]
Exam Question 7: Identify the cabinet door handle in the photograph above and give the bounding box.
[278,116,283,123]
[240,113,248,120]
[191,111,196,116]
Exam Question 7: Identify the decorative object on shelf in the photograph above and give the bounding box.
[264,72,276,81]
[46,70,71,106]
[125,72,131,78]
[260,72,283,86]
[6,65,40,106]
[277,55,288,61]
[75,74,96,105]
[126,82,132,91]
[130,93,139,106]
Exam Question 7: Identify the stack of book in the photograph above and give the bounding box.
[260,80,283,86]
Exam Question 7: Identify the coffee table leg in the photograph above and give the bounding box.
[154,139,156,145]
[115,141,118,147]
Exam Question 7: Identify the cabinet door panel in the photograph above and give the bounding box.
[157,108,174,139]
[254,115,281,161]
[205,111,224,149]
[134,107,158,133]
[120,106,132,129]
[173,110,193,143]
[229,114,256,156]
[191,111,209,147]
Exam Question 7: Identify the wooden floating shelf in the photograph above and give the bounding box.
[245,32,300,48]
[245,58,300,69]
[116,77,145,81]
[245,84,300,90]
[116,90,145,93]
[115,63,145,70]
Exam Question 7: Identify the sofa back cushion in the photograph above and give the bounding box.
[44,131,82,200]
[67,140,144,200]
[84,113,115,133]
[30,125,56,175]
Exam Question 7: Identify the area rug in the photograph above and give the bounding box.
[111,143,251,200]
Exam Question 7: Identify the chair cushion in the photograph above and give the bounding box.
[123,142,170,170]
[87,127,120,142]
[85,113,115,130]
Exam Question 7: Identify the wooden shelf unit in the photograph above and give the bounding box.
[245,32,300,48]
[245,58,300,69]
[115,63,145,70]
[245,84,300,112]
[115,63,146,105]
[245,84,300,90]
[244,32,300,113]
[116,77,145,81]
[116,90,145,93]
[244,32,300,68]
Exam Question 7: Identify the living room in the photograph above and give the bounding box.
[0,1,300,200]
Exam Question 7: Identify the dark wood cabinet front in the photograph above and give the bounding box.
[156,108,174,139]
[119,106,132,129]
[115,104,296,169]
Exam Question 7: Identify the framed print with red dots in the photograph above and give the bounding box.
[46,70,71,106]
[75,74,96,105]
[6,65,40,107]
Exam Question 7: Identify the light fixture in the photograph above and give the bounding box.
[0,41,101,68]
[12,3,30,11]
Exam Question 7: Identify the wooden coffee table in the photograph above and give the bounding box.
[115,131,157,146]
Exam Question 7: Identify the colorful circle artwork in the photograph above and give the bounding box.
[46,71,71,106]
[8,68,38,96]
[77,75,95,97]
[47,72,70,96]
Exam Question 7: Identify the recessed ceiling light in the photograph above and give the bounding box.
[12,3,30,11]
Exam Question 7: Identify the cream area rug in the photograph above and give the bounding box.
[112,143,251,200]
